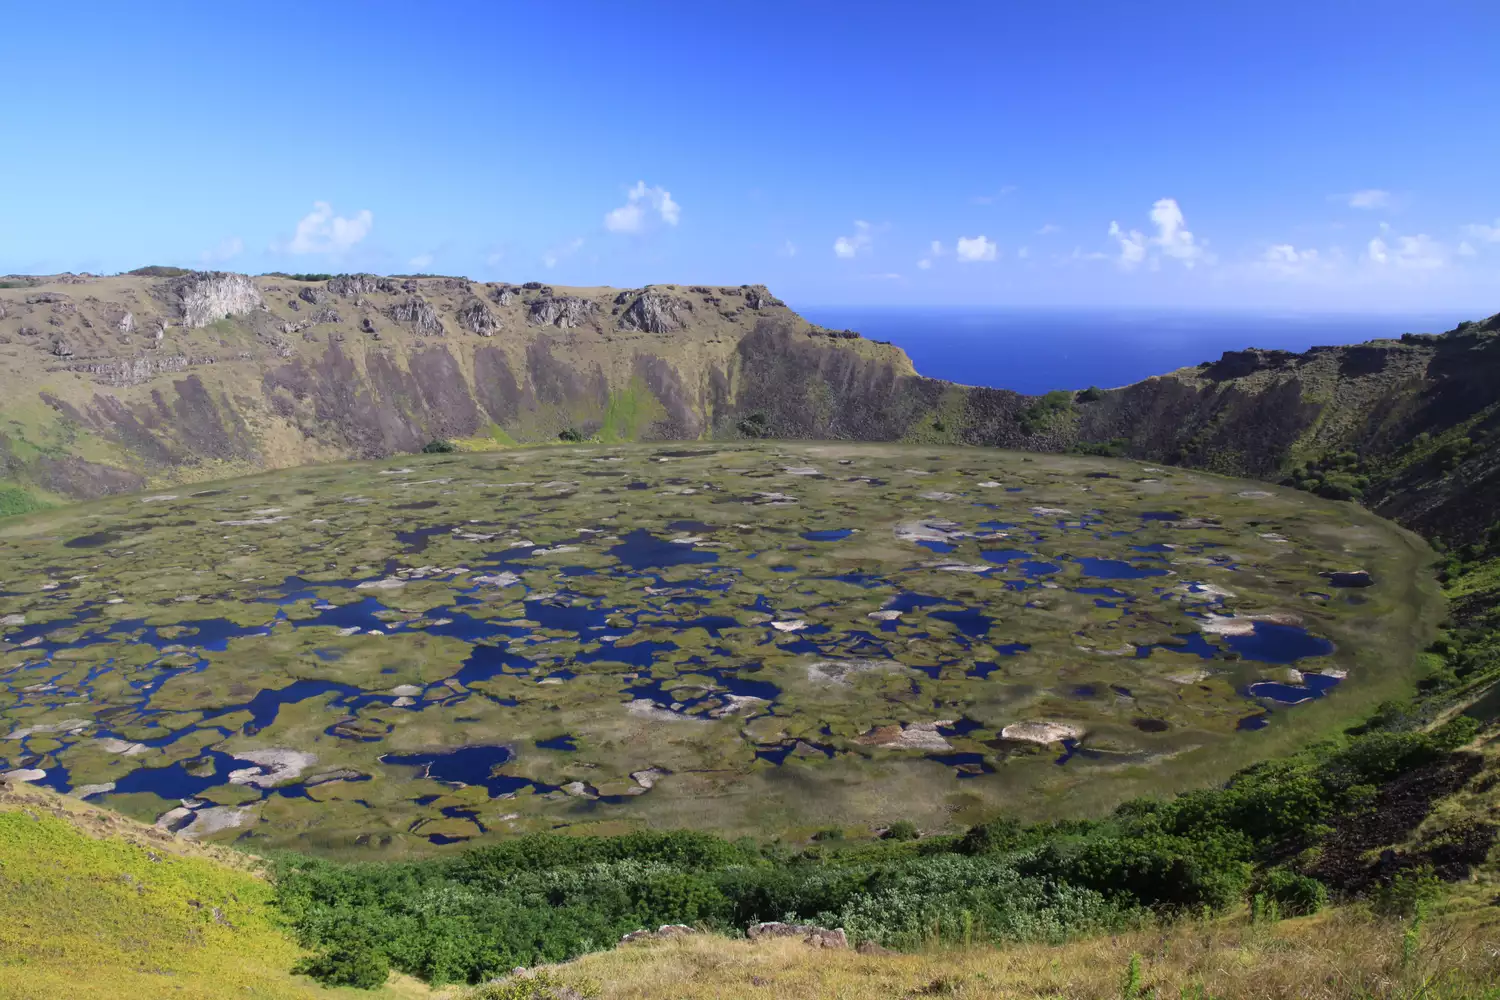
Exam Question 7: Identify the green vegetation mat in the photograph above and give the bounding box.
[0,443,1440,854]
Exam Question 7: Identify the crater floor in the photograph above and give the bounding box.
[0,443,1438,853]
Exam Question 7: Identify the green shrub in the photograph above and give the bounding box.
[422,439,457,454]
[1257,867,1328,916]
[882,821,919,841]
[558,428,584,443]
[0,486,44,518]
[1076,386,1104,403]
[1018,390,1075,434]
[293,941,390,989]
[1372,867,1441,920]
[736,412,770,438]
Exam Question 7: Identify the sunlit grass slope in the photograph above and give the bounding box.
[0,781,427,1000]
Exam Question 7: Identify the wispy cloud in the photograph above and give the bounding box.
[971,185,1017,206]
[834,220,875,258]
[542,237,585,269]
[778,240,798,257]
[200,236,243,264]
[604,181,681,233]
[1036,223,1062,236]
[1367,228,1445,270]
[279,201,373,255]
[408,254,433,271]
[1464,219,1500,243]
[1339,189,1392,210]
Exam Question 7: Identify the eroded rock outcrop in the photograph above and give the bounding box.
[619,291,692,333]
[173,272,263,329]
[328,273,397,297]
[528,296,596,329]
[385,295,443,336]
[457,298,500,336]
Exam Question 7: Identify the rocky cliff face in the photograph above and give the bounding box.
[0,273,903,501]
[3,267,1496,548]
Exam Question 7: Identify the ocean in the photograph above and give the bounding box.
[797,307,1474,396]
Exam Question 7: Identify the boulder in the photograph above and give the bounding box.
[489,285,516,306]
[328,273,398,297]
[308,307,341,325]
[172,271,263,328]
[618,291,691,333]
[385,295,443,336]
[298,286,328,305]
[527,296,596,329]
[51,339,74,358]
[747,922,848,949]
[360,316,377,333]
[457,298,500,336]
[744,285,781,310]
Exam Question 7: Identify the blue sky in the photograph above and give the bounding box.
[2,1,1498,312]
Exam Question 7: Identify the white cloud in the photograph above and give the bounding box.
[860,272,902,281]
[1257,243,1324,277]
[201,236,243,264]
[1036,223,1062,236]
[1344,189,1392,209]
[542,238,585,269]
[1367,232,1445,270]
[930,240,946,257]
[1149,198,1206,266]
[779,240,798,257]
[408,254,433,271]
[955,235,998,262]
[917,258,932,270]
[1107,198,1210,270]
[1108,221,1147,268]
[283,201,373,255]
[1464,219,1500,243]
[834,220,875,258]
[1458,241,1478,257]
[1017,246,1031,259]
[604,181,680,233]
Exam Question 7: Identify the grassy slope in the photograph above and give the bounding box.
[0,781,430,1000]
[542,904,1500,1000]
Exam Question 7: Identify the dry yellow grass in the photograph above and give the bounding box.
[536,906,1500,1000]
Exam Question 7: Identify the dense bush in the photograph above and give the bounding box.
[1018,390,1075,434]
[557,428,585,442]
[1256,866,1328,916]
[422,439,457,453]
[271,714,1483,989]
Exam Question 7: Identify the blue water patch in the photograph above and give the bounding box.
[917,540,955,554]
[1224,622,1335,664]
[1019,561,1061,577]
[381,745,540,796]
[1140,511,1181,521]
[1074,557,1168,580]
[929,608,992,637]
[607,529,719,569]
[536,734,579,751]
[1237,714,1271,731]
[1247,672,1341,704]
[802,529,854,542]
[981,548,1031,563]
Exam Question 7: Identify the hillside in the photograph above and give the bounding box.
[6,270,1500,555]
[0,270,912,509]
[0,778,433,1000]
